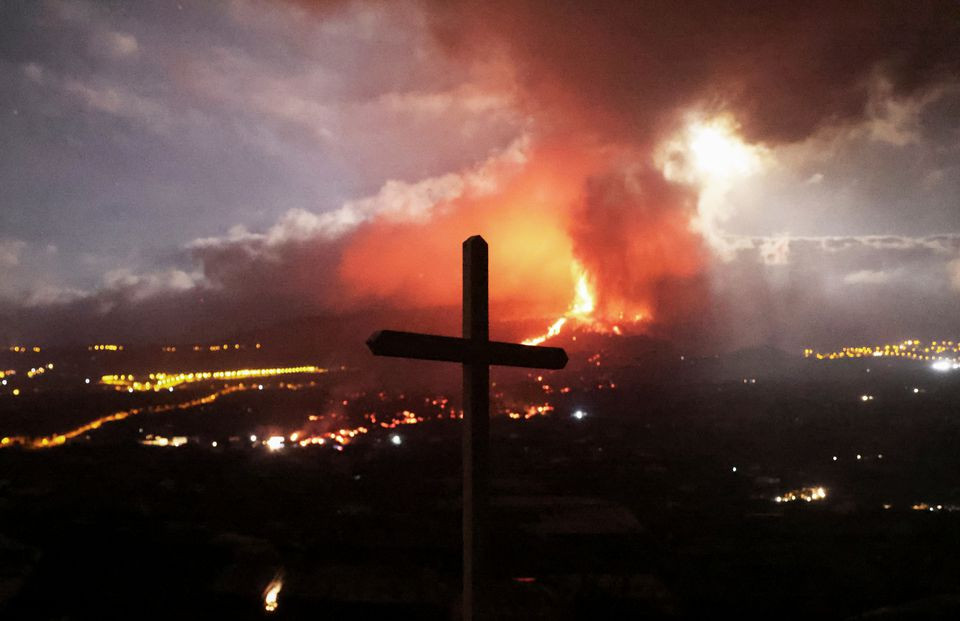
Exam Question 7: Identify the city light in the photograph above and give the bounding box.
[100,365,326,392]
[3,376,572,454]
[26,366,51,379]
[805,340,960,369]
[7,346,40,353]
[506,404,555,420]
[911,503,959,512]
[774,486,827,504]
[141,435,188,447]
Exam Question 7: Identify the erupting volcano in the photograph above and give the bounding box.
[4,2,960,618]
[521,263,649,346]
[4,0,958,354]
[335,115,749,350]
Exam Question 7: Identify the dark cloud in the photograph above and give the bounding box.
[427,0,960,145]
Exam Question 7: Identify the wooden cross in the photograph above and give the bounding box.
[366,235,567,620]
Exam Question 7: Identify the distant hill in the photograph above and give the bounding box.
[681,344,804,382]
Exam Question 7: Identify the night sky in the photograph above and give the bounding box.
[1,0,959,350]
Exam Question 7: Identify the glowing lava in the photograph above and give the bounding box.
[263,574,283,613]
[522,262,646,345]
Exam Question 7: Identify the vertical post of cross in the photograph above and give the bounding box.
[462,235,489,620]
[366,235,566,618]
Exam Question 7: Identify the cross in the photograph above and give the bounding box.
[366,235,567,620]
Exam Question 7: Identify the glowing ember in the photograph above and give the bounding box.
[265,436,286,451]
[263,574,283,613]
[506,403,554,420]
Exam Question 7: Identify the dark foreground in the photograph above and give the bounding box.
[2,359,960,619]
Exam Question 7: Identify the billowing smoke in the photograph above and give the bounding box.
[330,0,960,343]
[427,0,960,144]
[568,162,704,327]
[5,0,960,350]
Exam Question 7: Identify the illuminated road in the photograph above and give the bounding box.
[805,339,960,363]
[2,362,567,451]
[1,384,247,450]
[101,365,326,392]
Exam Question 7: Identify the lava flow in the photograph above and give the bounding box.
[522,262,648,346]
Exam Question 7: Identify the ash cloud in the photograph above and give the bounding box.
[427,0,960,146]
[420,0,960,345]
[568,162,707,327]
[3,1,960,352]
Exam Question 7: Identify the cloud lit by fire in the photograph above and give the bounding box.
[2,0,960,351]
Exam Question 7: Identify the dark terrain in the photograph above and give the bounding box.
[2,338,960,619]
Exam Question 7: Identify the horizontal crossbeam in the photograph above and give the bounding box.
[366,330,568,369]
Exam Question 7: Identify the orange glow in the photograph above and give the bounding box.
[523,262,650,345]
[505,403,555,420]
[338,149,584,319]
[336,137,705,341]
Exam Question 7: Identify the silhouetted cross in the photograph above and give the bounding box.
[366,235,567,620]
